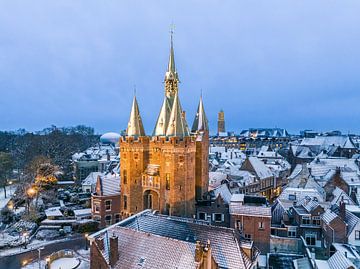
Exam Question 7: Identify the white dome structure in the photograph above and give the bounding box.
[100,132,121,144]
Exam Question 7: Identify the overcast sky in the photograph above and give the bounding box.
[1,1,360,135]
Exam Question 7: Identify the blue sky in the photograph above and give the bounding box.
[1,1,360,135]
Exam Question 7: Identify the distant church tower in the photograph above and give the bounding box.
[217,109,225,134]
[119,32,209,218]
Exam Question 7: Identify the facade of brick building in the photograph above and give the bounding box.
[91,174,121,228]
[230,202,271,253]
[119,34,209,218]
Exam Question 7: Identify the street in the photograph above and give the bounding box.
[0,236,86,269]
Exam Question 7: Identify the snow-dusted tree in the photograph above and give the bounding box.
[0,152,13,198]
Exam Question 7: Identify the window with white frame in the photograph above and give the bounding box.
[198,212,207,220]
[287,227,297,237]
[236,220,243,231]
[213,213,223,222]
[115,214,121,223]
[105,200,112,211]
[312,216,320,226]
[105,215,112,226]
[302,216,311,225]
[94,202,100,213]
[355,230,360,240]
[305,233,316,246]
[258,221,264,230]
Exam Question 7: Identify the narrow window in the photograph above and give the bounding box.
[166,173,170,190]
[123,170,127,185]
[105,215,112,226]
[105,200,112,211]
[123,195,128,210]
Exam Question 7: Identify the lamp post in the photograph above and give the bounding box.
[38,247,44,269]
[26,186,36,214]
[85,233,89,250]
[45,257,50,269]
[23,232,28,249]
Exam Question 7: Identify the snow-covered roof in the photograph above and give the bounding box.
[247,157,273,179]
[82,172,103,186]
[95,173,120,196]
[73,208,91,217]
[278,187,324,202]
[45,207,63,218]
[301,136,356,149]
[309,158,359,179]
[212,184,232,204]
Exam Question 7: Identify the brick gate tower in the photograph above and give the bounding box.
[120,33,209,218]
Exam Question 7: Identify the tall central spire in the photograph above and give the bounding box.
[164,28,179,99]
[167,32,176,74]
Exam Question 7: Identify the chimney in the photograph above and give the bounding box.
[195,241,202,263]
[203,240,212,269]
[109,234,119,266]
[339,200,346,221]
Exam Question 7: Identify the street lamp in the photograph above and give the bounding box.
[23,232,29,249]
[26,186,37,214]
[85,233,89,250]
[38,247,44,269]
[45,257,50,269]
[27,187,36,197]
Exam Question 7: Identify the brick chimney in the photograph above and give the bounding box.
[202,240,213,269]
[195,241,202,263]
[109,234,119,267]
[195,240,213,269]
[339,199,346,221]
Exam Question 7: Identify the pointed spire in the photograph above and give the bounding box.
[153,96,172,136]
[126,95,145,137]
[165,27,179,82]
[166,93,190,137]
[192,95,209,132]
[168,31,176,73]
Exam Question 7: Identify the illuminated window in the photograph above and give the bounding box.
[123,170,127,184]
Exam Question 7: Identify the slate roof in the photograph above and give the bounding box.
[117,211,248,269]
[106,227,198,269]
[247,157,273,179]
[327,250,356,269]
[333,206,360,236]
[82,172,103,186]
[96,173,120,196]
[321,209,338,225]
[331,187,355,206]
[229,203,271,217]
[213,184,232,204]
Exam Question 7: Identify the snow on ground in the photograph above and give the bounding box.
[0,238,70,257]
[0,185,16,209]
[22,260,46,269]
[21,249,90,269]
[51,257,80,269]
